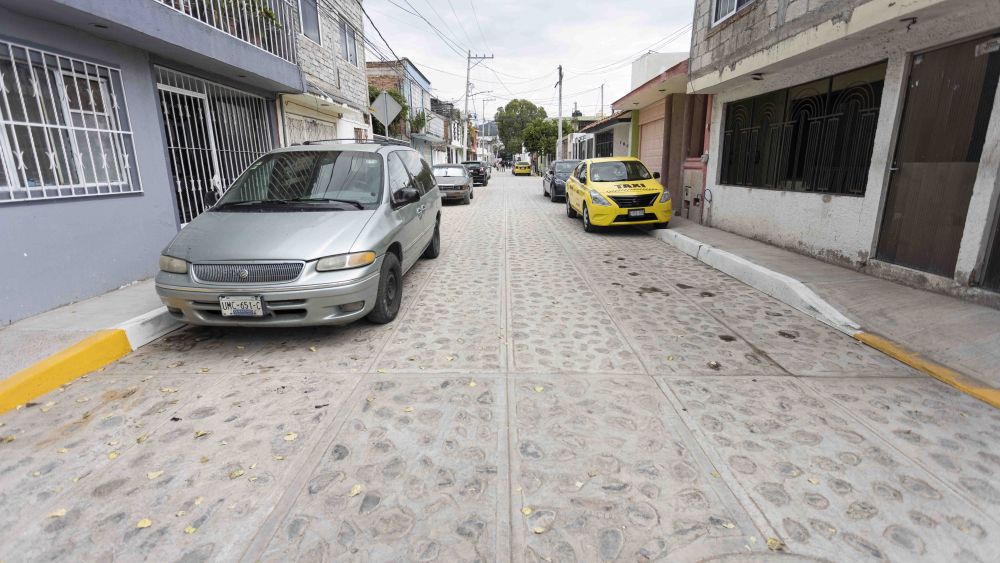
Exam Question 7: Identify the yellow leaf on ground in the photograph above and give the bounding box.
[160,387,177,394]
[184,525,197,534]
[274,455,285,461]
[807,477,819,485]
[521,507,532,516]
[722,521,735,529]
[533,386,544,393]
[136,518,152,529]
[468,381,477,387]
[377,369,386,373]
[76,397,89,403]
[767,537,787,551]
[403,407,413,413]
[108,451,120,460]
[309,346,317,352]
[146,470,164,480]
[136,433,149,444]
[249,463,257,470]
[229,469,245,479]
[194,430,209,438]
[283,432,298,442]
[47,508,67,518]
[200,368,210,373]
[2,435,14,443]
[532,527,546,534]
[175,511,186,517]
[194,496,204,506]
[57,448,68,454]
[349,484,362,497]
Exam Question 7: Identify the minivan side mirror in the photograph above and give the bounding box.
[653,171,661,179]
[394,187,420,207]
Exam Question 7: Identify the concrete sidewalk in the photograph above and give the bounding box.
[659,217,1000,388]
[0,279,170,378]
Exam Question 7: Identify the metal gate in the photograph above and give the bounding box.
[876,34,1000,277]
[156,67,273,224]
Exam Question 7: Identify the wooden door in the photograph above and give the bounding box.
[876,34,1000,277]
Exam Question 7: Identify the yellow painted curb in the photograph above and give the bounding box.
[854,332,1000,409]
[0,329,132,415]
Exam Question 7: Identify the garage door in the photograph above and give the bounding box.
[285,114,340,145]
[640,119,664,176]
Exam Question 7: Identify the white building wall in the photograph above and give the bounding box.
[702,4,1000,275]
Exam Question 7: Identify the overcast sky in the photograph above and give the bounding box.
[362,0,693,123]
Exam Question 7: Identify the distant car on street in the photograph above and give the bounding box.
[542,159,582,201]
[433,164,474,204]
[461,161,489,186]
[564,157,671,232]
[155,142,441,327]
[513,161,532,176]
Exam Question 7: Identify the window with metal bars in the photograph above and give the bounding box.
[0,40,140,203]
[595,131,613,157]
[155,67,274,224]
[718,62,886,196]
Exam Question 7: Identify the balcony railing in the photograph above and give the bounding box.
[154,0,297,63]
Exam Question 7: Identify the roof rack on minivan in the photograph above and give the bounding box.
[294,136,411,147]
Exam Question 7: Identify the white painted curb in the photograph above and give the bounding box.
[650,229,861,336]
[116,306,183,350]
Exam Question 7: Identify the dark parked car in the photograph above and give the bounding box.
[462,161,489,186]
[543,159,582,201]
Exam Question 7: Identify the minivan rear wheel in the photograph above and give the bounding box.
[367,253,402,324]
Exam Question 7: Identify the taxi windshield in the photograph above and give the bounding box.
[590,161,652,182]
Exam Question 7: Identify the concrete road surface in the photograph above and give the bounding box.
[2,174,998,562]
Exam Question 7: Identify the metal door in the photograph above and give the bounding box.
[876,34,1000,277]
[158,85,221,225]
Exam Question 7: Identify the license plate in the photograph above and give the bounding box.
[628,209,645,218]
[220,296,264,317]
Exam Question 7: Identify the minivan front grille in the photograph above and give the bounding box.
[609,194,658,208]
[193,263,303,284]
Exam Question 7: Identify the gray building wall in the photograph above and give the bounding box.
[0,6,178,324]
[296,0,368,110]
[690,0,870,81]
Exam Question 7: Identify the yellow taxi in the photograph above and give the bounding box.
[565,157,671,231]
[513,161,532,176]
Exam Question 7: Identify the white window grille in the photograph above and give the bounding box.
[156,67,273,224]
[154,0,298,64]
[0,39,140,203]
[713,0,755,24]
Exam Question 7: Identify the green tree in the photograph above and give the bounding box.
[524,119,566,156]
[368,85,409,137]
[495,99,547,154]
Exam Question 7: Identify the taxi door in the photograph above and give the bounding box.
[566,162,587,213]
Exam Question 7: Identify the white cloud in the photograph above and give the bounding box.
[363,0,693,121]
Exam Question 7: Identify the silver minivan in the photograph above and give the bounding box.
[155,142,441,326]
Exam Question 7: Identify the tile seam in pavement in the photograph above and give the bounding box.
[650,227,1000,409]
[364,193,484,374]
[240,193,485,559]
[795,376,1000,526]
[652,376,780,551]
[237,372,369,562]
[526,191,654,378]
[499,184,514,561]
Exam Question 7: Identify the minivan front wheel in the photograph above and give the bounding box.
[368,253,402,324]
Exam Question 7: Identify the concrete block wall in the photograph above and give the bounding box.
[296,0,368,110]
[690,0,869,81]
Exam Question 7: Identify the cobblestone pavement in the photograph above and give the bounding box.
[2,175,999,562]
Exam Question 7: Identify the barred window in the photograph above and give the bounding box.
[0,40,139,203]
[719,62,886,196]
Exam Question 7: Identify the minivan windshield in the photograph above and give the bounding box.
[554,161,581,173]
[590,160,652,182]
[216,151,383,211]
[434,166,468,177]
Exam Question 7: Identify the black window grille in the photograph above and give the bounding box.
[595,131,613,157]
[719,62,886,196]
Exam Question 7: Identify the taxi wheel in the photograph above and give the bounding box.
[565,197,578,218]
[367,253,402,324]
[582,205,600,233]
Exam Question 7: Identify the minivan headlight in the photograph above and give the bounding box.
[589,190,612,206]
[159,255,188,274]
[659,190,671,203]
[316,251,377,272]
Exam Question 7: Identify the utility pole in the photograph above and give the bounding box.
[463,50,493,160]
[600,83,605,118]
[556,65,563,161]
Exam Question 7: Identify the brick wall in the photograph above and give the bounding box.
[295,0,368,110]
[690,0,870,81]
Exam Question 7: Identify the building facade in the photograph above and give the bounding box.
[279,0,371,145]
[366,58,442,162]
[1,0,370,324]
[690,0,1000,298]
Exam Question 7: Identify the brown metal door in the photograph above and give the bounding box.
[876,34,1000,277]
